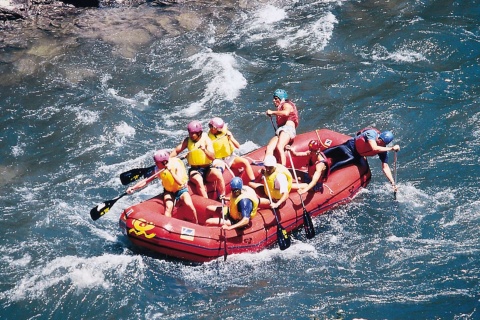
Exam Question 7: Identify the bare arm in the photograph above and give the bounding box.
[170,138,188,157]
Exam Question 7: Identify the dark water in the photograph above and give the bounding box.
[1,0,479,319]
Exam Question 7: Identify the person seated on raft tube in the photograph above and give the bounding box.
[285,140,330,195]
[126,149,198,223]
[322,127,400,192]
[207,117,257,187]
[264,89,299,166]
[205,177,259,230]
[170,120,226,200]
[250,155,294,210]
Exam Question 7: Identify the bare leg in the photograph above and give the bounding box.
[232,157,256,181]
[163,193,174,217]
[208,168,225,198]
[265,136,279,158]
[190,172,207,198]
[181,193,198,224]
[275,131,291,166]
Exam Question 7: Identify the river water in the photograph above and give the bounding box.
[1,0,479,319]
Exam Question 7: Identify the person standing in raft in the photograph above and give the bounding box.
[323,128,400,192]
[170,120,226,200]
[264,89,299,166]
[126,149,198,223]
[207,117,257,187]
[250,155,294,209]
[205,177,259,230]
[285,140,330,194]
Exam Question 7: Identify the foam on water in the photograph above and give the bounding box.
[0,254,143,302]
[182,50,247,117]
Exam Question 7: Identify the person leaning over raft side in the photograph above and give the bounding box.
[323,127,400,192]
[208,117,257,187]
[126,149,198,223]
[285,140,329,195]
[205,177,259,230]
[250,155,293,210]
[264,89,299,166]
[170,120,226,200]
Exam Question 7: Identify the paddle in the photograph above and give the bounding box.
[92,168,165,221]
[221,198,228,261]
[262,175,291,250]
[287,151,315,239]
[90,192,128,221]
[120,165,156,185]
[393,151,398,200]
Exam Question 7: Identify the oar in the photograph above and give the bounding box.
[221,198,228,261]
[90,192,128,221]
[269,115,277,132]
[120,165,156,185]
[393,151,398,200]
[262,175,291,250]
[287,151,315,239]
[93,169,165,220]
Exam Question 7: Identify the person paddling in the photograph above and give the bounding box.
[207,117,256,187]
[126,149,198,223]
[264,89,299,166]
[250,155,293,210]
[170,120,226,200]
[286,140,329,195]
[205,177,259,230]
[323,127,400,192]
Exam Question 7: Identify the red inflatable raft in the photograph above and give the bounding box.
[119,129,371,262]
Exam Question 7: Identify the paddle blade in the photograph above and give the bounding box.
[90,193,127,221]
[276,224,291,250]
[302,209,316,239]
[119,165,156,185]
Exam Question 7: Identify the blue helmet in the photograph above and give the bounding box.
[379,131,394,145]
[273,89,288,100]
[230,177,243,191]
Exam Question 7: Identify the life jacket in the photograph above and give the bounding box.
[308,151,330,182]
[208,127,235,159]
[229,186,259,221]
[264,164,292,200]
[159,158,188,192]
[186,134,213,166]
[354,127,381,157]
[276,100,299,128]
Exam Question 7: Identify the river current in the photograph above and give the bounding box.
[1,0,479,319]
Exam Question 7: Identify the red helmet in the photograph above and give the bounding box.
[187,120,202,133]
[209,117,225,130]
[153,149,170,163]
[308,140,321,151]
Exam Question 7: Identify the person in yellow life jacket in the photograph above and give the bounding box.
[205,177,259,230]
[323,128,400,192]
[264,89,300,166]
[250,155,293,210]
[126,149,198,223]
[208,117,256,187]
[285,140,330,194]
[170,120,226,200]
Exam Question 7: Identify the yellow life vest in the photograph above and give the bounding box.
[264,164,292,200]
[159,158,188,193]
[229,186,259,221]
[208,127,235,159]
[186,134,213,166]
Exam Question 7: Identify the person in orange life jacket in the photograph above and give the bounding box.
[170,120,226,200]
[207,117,256,187]
[205,177,259,230]
[323,128,400,192]
[249,155,294,210]
[285,140,330,195]
[126,149,198,223]
[264,89,300,166]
